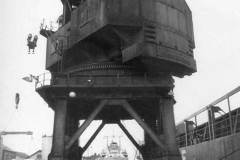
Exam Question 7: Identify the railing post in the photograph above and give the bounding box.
[208,108,215,140]
[194,116,197,127]
[234,109,239,133]
[211,108,215,139]
[184,121,188,147]
[203,125,207,141]
[194,116,198,143]
[227,97,233,134]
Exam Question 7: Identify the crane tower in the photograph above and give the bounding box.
[36,0,196,160]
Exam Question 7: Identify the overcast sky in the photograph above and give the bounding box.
[0,0,240,159]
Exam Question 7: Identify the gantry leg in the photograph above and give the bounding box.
[142,117,161,160]
[160,97,181,160]
[48,99,67,160]
[65,108,82,160]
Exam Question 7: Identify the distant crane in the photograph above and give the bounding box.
[0,131,33,160]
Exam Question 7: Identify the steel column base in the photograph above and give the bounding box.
[48,154,64,160]
[65,147,83,160]
[153,154,182,160]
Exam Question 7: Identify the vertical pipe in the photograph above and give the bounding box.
[49,99,67,160]
[227,98,233,134]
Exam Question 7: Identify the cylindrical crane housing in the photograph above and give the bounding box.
[45,0,196,77]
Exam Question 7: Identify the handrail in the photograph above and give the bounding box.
[176,110,240,147]
[34,71,171,89]
[178,86,240,124]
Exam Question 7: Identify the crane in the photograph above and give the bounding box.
[0,131,33,160]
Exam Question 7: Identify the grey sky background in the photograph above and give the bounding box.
[0,0,240,159]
